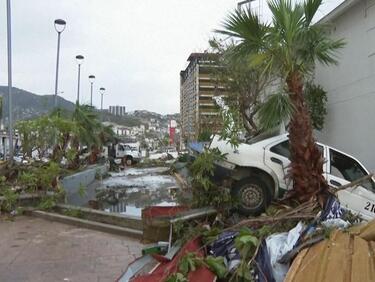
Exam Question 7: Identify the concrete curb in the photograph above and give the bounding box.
[0,193,43,208]
[30,210,143,239]
[55,204,143,231]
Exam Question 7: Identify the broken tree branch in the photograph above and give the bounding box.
[225,201,318,231]
[330,173,374,193]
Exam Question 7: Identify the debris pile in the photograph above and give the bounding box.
[119,189,375,282]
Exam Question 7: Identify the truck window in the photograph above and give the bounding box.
[329,149,374,191]
[270,140,290,159]
[271,140,324,160]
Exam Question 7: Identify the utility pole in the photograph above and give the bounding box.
[6,0,14,162]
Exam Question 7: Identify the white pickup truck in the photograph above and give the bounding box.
[209,133,375,220]
[114,143,142,165]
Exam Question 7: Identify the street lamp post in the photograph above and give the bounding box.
[237,0,255,10]
[100,87,105,121]
[89,75,95,106]
[75,55,84,104]
[53,19,66,109]
[6,0,13,162]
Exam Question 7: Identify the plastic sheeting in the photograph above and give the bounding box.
[265,222,304,282]
[208,231,241,272]
[254,240,275,282]
[320,195,350,229]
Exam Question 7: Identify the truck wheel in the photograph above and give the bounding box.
[232,177,271,216]
[125,156,133,166]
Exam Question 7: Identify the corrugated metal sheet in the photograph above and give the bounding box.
[286,220,375,282]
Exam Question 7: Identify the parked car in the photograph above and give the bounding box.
[13,154,28,164]
[166,147,179,159]
[209,133,375,220]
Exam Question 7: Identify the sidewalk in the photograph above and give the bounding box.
[0,216,143,282]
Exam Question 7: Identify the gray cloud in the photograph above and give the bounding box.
[0,0,342,114]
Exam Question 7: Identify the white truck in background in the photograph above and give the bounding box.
[106,143,142,165]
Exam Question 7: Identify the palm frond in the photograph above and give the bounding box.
[215,7,268,58]
[303,0,322,25]
[257,93,294,131]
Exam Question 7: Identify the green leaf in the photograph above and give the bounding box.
[205,256,228,278]
[179,258,189,276]
[178,252,201,276]
[238,235,258,247]
[165,273,188,282]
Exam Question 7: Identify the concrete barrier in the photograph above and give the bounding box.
[61,164,108,206]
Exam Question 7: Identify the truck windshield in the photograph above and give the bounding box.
[330,149,374,191]
[246,129,281,145]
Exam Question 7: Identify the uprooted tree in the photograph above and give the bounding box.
[216,0,345,201]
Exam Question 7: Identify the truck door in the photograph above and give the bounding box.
[264,139,292,192]
[264,139,327,193]
[116,144,125,158]
[327,148,375,221]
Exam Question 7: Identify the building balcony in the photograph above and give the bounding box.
[199,102,216,107]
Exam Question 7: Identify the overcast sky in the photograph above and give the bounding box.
[0,0,343,114]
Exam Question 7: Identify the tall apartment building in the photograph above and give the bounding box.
[180,53,224,143]
[109,105,126,116]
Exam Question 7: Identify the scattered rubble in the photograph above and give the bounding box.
[118,165,375,282]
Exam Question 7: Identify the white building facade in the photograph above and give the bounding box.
[109,105,126,116]
[314,0,375,170]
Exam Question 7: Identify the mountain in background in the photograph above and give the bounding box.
[0,86,179,127]
[0,86,75,121]
[131,110,180,125]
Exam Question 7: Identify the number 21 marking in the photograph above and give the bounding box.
[364,202,375,213]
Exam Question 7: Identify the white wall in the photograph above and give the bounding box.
[315,0,375,170]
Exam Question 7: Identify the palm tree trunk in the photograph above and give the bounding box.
[286,72,328,202]
[89,144,99,164]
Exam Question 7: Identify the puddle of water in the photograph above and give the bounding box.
[97,167,179,217]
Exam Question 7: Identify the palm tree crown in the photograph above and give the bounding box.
[217,0,345,201]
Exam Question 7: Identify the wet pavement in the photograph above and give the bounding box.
[0,216,143,282]
[97,167,179,217]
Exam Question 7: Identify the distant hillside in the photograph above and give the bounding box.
[103,110,180,128]
[0,87,180,128]
[131,110,180,125]
[102,112,143,127]
[0,86,75,121]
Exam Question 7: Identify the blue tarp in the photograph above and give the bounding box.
[187,141,206,154]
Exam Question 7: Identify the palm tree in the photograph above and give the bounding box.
[217,0,345,201]
[72,103,115,165]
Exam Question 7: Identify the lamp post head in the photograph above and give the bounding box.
[75,55,84,65]
[89,75,95,83]
[237,0,255,9]
[99,87,106,95]
[54,19,66,33]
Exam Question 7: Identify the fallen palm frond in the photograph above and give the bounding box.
[225,200,318,231]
